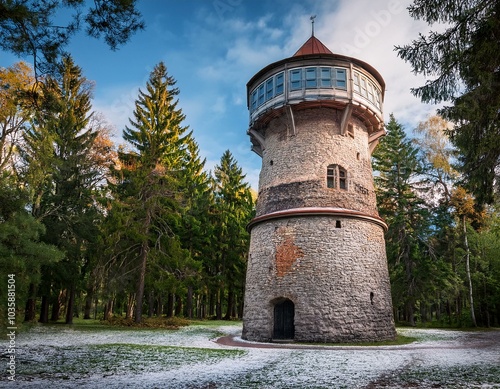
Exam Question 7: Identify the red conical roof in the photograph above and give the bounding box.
[293,36,333,56]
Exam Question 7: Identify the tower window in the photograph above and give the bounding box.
[334,68,347,89]
[305,67,317,88]
[266,78,274,101]
[258,84,265,106]
[327,164,348,190]
[290,69,302,90]
[250,90,258,111]
[353,73,361,94]
[275,72,284,95]
[360,78,368,98]
[320,67,331,87]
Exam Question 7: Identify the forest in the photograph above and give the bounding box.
[1,0,500,329]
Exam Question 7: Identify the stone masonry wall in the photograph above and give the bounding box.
[256,107,379,217]
[242,216,396,342]
[243,104,396,343]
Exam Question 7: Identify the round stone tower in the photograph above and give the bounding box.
[241,33,396,343]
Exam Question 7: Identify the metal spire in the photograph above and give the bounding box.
[310,15,316,37]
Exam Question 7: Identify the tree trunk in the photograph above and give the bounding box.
[166,293,174,318]
[175,295,182,317]
[224,288,234,320]
[39,295,49,323]
[24,283,36,322]
[104,298,114,321]
[84,289,93,319]
[65,285,75,324]
[135,238,149,323]
[209,293,215,317]
[148,291,154,318]
[156,294,163,317]
[463,216,477,327]
[186,285,193,319]
[403,242,415,326]
[126,293,135,319]
[51,290,63,322]
[134,186,153,325]
[216,289,222,320]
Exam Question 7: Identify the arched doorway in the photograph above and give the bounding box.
[273,299,295,339]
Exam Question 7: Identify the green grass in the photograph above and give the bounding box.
[189,319,242,327]
[18,343,245,378]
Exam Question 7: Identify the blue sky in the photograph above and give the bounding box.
[2,0,438,189]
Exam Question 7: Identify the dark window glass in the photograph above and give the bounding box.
[275,72,284,95]
[305,67,317,88]
[290,69,302,90]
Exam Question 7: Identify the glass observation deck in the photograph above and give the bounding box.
[246,53,386,156]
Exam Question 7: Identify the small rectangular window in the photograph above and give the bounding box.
[320,67,331,87]
[339,169,347,190]
[266,78,274,101]
[258,84,265,106]
[367,82,374,103]
[275,72,284,95]
[290,69,302,90]
[251,90,257,111]
[353,73,361,94]
[327,165,337,189]
[305,67,317,88]
[334,68,347,89]
[360,78,368,98]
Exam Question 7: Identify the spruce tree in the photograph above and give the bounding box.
[115,62,189,323]
[210,150,254,319]
[396,0,500,204]
[372,115,429,325]
[20,55,101,324]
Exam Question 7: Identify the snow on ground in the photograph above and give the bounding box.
[1,323,499,388]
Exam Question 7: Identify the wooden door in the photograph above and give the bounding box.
[273,299,294,339]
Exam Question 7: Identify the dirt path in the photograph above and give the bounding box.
[216,330,500,388]
[215,329,500,351]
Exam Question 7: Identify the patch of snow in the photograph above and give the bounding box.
[2,324,499,388]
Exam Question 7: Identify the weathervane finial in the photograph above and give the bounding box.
[310,15,316,37]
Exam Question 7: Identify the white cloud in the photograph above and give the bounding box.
[266,0,439,133]
[90,0,444,191]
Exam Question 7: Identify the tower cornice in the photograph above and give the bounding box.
[247,207,388,232]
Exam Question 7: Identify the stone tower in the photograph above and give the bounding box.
[241,33,396,343]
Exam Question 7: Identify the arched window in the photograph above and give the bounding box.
[327,164,348,190]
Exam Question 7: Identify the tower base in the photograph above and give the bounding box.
[242,214,396,343]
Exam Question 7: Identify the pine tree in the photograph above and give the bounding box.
[0,0,144,77]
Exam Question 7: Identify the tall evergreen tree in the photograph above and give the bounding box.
[396,0,500,205]
[372,115,430,325]
[0,173,63,325]
[20,55,102,324]
[210,150,254,320]
[113,61,189,323]
[176,134,211,318]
